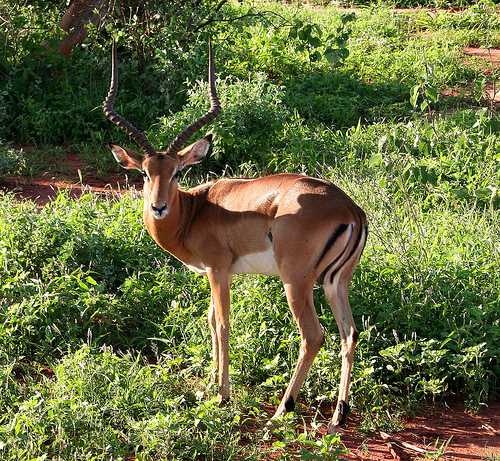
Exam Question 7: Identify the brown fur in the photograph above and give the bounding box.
[109,138,367,432]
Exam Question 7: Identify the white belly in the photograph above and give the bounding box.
[231,247,279,276]
[185,262,207,275]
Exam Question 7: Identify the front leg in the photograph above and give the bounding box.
[207,295,218,385]
[206,268,231,403]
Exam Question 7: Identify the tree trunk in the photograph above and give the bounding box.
[59,0,107,56]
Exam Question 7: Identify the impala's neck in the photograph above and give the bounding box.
[143,187,198,260]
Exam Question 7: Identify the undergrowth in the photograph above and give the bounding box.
[0,108,498,456]
[0,2,498,145]
[0,1,499,459]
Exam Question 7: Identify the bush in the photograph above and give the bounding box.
[154,74,290,169]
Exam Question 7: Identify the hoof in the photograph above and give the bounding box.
[272,395,295,420]
[329,400,350,431]
[336,400,350,426]
[284,396,295,412]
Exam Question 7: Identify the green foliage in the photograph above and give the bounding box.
[1,2,498,144]
[154,74,290,169]
[287,13,355,68]
[410,65,441,112]
[0,1,225,144]
[414,0,500,37]
[0,347,241,460]
[342,0,494,7]
[0,1,499,458]
[264,415,348,459]
[0,145,67,177]
[0,146,27,176]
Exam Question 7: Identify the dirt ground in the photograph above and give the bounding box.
[335,402,500,460]
[256,400,500,460]
[0,174,137,205]
[463,48,500,105]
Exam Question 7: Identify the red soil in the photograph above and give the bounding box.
[0,150,142,205]
[464,48,500,67]
[0,175,134,204]
[462,48,500,105]
[258,402,499,460]
[337,402,500,460]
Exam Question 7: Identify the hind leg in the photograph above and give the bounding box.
[324,267,358,433]
[273,280,324,418]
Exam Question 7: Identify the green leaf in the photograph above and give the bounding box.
[425,86,439,103]
[298,24,313,42]
[308,36,321,48]
[324,48,341,65]
[339,47,349,59]
[77,279,89,291]
[369,152,384,168]
[410,84,421,108]
[310,50,321,62]
[85,275,97,286]
[300,449,321,460]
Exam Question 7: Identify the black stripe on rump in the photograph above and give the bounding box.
[317,224,352,285]
[315,223,349,269]
[328,225,365,284]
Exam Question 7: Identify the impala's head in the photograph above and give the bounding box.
[102,41,220,220]
[107,136,211,219]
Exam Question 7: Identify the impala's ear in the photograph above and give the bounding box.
[177,135,212,170]
[108,144,143,170]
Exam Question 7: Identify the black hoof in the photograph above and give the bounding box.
[284,396,295,412]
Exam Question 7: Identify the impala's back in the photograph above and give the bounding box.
[178,173,366,285]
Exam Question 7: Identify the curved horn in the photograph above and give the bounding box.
[103,41,156,157]
[165,40,221,156]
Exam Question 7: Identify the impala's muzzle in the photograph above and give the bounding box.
[151,202,168,220]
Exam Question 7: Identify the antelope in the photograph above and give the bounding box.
[102,41,367,433]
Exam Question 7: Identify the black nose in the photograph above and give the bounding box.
[151,204,167,214]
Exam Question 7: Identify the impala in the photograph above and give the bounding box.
[103,42,367,433]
